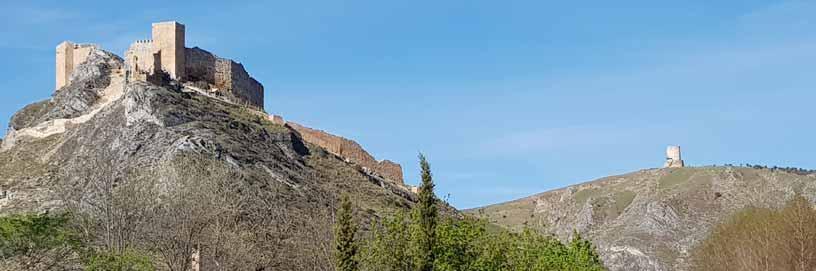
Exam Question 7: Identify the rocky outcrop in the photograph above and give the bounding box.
[0,49,417,269]
[11,49,123,131]
[287,122,405,184]
[469,167,816,271]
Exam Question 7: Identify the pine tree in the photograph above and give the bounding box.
[412,153,438,271]
[335,194,359,271]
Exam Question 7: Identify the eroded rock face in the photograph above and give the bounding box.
[287,122,405,184]
[470,167,816,271]
[11,49,123,131]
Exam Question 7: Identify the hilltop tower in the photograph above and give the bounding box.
[55,41,98,90]
[151,21,185,80]
[664,145,685,168]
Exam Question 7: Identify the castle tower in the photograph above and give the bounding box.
[56,41,75,90]
[56,41,97,90]
[151,21,185,80]
[664,145,685,168]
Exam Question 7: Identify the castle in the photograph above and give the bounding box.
[664,145,685,168]
[56,21,264,110]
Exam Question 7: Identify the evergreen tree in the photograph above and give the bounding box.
[413,153,438,271]
[334,194,359,271]
[566,230,605,271]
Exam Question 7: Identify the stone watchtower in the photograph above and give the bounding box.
[151,21,185,80]
[55,41,98,90]
[664,145,685,168]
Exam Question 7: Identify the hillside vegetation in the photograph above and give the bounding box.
[0,49,418,270]
[691,194,816,271]
[468,166,816,271]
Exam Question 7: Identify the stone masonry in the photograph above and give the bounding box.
[664,145,685,168]
[184,47,264,108]
[56,41,98,90]
[284,120,405,184]
[57,21,264,109]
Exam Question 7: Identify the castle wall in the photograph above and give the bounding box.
[125,40,157,81]
[151,21,185,80]
[287,121,405,184]
[185,47,264,109]
[117,22,265,110]
[185,47,218,85]
[225,61,264,108]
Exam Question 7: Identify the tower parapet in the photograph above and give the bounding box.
[664,145,685,168]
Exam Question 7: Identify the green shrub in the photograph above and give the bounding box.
[84,250,155,271]
[0,212,83,270]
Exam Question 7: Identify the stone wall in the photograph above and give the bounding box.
[124,40,157,81]
[184,47,264,109]
[287,121,405,184]
[224,61,264,108]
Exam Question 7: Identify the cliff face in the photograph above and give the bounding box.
[0,49,414,270]
[468,167,816,271]
[286,122,405,184]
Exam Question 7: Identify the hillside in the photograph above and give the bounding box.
[0,48,417,270]
[467,166,816,271]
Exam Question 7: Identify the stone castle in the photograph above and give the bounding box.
[52,21,409,193]
[56,21,264,109]
[664,145,685,168]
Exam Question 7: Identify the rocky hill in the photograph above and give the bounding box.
[0,47,417,270]
[467,166,816,271]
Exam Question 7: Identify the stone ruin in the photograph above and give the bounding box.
[664,145,685,168]
[269,115,407,186]
[55,41,98,90]
[55,21,264,110]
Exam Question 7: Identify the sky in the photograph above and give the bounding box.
[2,1,816,209]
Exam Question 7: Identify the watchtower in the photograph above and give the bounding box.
[151,21,185,80]
[55,41,98,90]
[664,145,685,168]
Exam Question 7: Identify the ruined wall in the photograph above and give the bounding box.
[224,61,264,108]
[125,40,157,81]
[375,160,404,184]
[185,47,264,109]
[287,121,405,184]
[184,47,217,85]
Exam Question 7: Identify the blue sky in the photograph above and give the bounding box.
[2,1,816,209]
